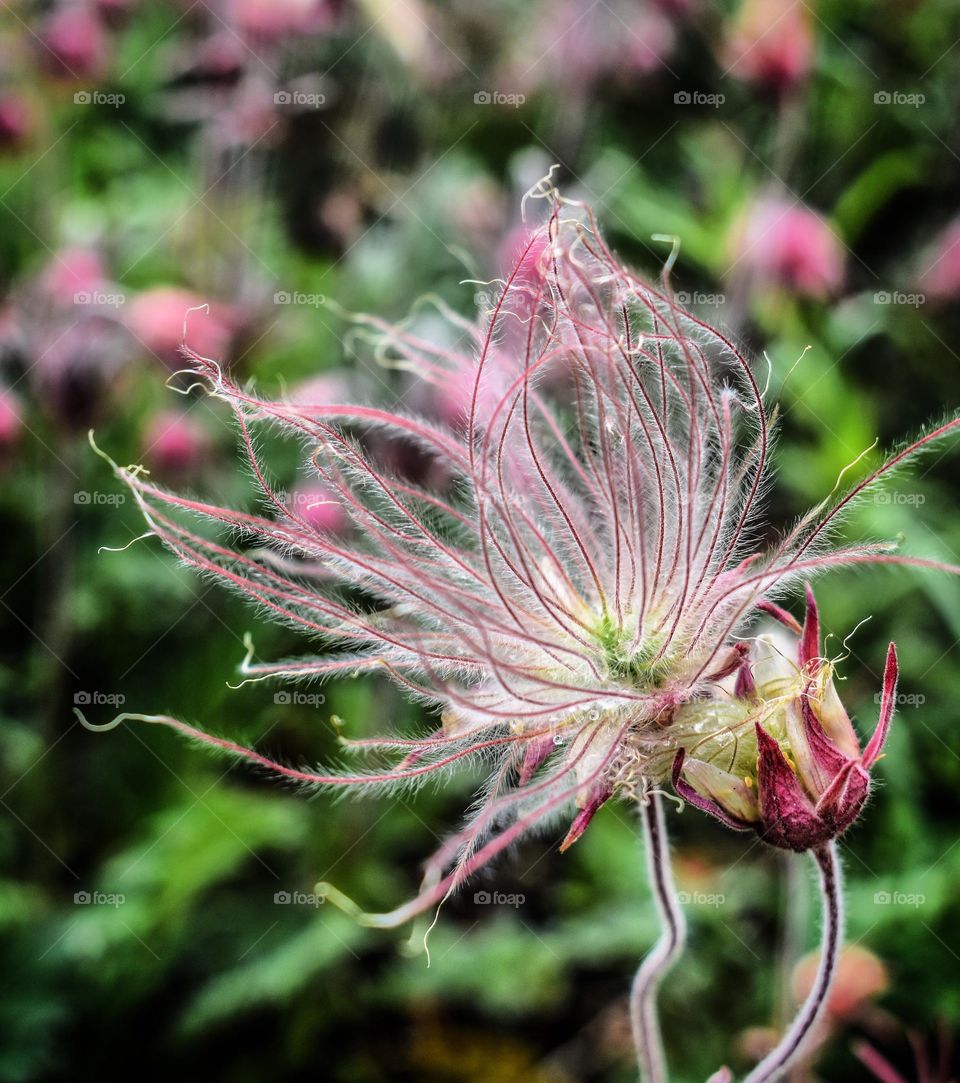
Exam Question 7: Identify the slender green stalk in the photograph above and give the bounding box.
[742,842,843,1083]
[631,791,687,1083]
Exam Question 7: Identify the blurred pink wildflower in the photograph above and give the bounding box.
[722,0,813,94]
[0,387,23,456]
[917,217,960,302]
[37,4,111,82]
[733,194,845,299]
[127,287,236,370]
[225,0,340,44]
[286,482,349,536]
[509,0,676,97]
[11,248,133,433]
[0,92,34,154]
[142,409,212,480]
[39,246,108,304]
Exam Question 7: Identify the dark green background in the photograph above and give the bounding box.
[1,1,959,1080]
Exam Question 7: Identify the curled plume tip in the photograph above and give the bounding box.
[74,708,173,732]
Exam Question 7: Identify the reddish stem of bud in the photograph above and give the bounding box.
[631,792,687,1083]
[741,842,843,1083]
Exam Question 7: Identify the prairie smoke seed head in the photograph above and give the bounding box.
[88,187,960,925]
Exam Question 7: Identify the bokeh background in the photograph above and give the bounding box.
[2,1,960,1080]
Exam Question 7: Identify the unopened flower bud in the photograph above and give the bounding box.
[672,585,899,852]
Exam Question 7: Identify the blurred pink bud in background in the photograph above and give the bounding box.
[0,92,34,154]
[142,409,211,479]
[733,194,844,298]
[288,373,353,407]
[792,944,889,1023]
[11,250,132,433]
[287,482,347,534]
[37,4,111,81]
[40,247,108,306]
[185,33,248,82]
[917,217,960,301]
[621,7,678,76]
[0,387,24,454]
[723,0,813,94]
[32,316,131,432]
[226,0,339,43]
[127,287,235,368]
[515,0,675,94]
[94,0,136,28]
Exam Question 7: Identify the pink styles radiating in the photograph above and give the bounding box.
[96,190,959,925]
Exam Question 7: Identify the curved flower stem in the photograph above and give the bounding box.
[631,790,687,1083]
[742,842,843,1083]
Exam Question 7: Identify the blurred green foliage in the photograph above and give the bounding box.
[1,1,960,1081]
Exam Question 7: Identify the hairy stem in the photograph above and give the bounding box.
[631,790,687,1083]
[775,850,810,1032]
[742,842,843,1083]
